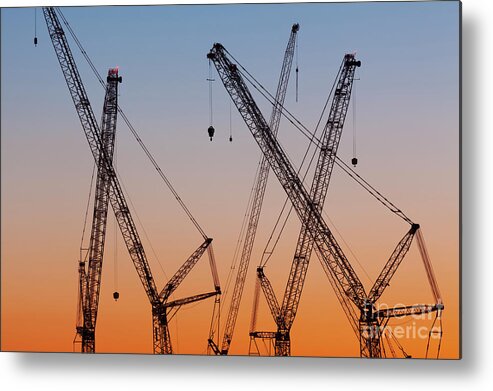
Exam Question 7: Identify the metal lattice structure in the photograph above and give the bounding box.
[254,54,360,356]
[76,68,121,352]
[209,24,299,355]
[207,43,443,357]
[44,7,220,354]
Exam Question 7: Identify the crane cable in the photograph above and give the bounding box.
[207,58,215,144]
[57,11,218,330]
[79,163,97,262]
[224,47,324,158]
[221,160,261,304]
[56,8,208,240]
[229,100,233,142]
[258,58,375,286]
[295,34,299,102]
[113,139,119,296]
[56,8,191,302]
[352,80,357,163]
[209,60,214,128]
[224,47,413,225]
[258,138,373,282]
[258,60,344,267]
[34,8,38,46]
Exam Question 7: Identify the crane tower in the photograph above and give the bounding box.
[207,42,443,358]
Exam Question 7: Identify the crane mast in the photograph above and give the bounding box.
[209,24,299,355]
[76,67,121,352]
[44,7,219,354]
[207,43,442,357]
[255,54,360,356]
[208,41,366,308]
[44,6,160,306]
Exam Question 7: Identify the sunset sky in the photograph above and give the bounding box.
[1,1,459,358]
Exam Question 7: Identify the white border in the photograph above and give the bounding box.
[2,0,491,390]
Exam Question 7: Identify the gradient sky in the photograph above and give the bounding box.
[1,1,459,358]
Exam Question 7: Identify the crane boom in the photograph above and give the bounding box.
[265,54,360,356]
[252,55,359,355]
[45,7,220,355]
[374,303,443,319]
[208,42,443,358]
[44,7,160,306]
[207,43,367,309]
[214,24,299,355]
[76,68,121,352]
[281,54,360,328]
[165,291,219,309]
[208,43,388,358]
[160,238,213,300]
[369,224,419,302]
[256,267,282,323]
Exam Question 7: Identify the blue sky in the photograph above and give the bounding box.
[2,1,459,231]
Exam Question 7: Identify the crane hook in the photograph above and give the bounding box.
[208,125,215,141]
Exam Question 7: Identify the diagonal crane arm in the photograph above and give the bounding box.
[46,7,220,354]
[256,267,282,324]
[165,291,219,310]
[207,43,367,310]
[209,43,440,359]
[160,238,213,301]
[374,303,443,319]
[368,224,419,302]
[281,54,360,332]
[43,7,161,308]
[214,24,299,355]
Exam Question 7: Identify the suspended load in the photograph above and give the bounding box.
[113,291,119,301]
[34,8,38,47]
[208,125,215,141]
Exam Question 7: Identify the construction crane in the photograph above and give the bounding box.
[153,238,219,354]
[208,23,299,355]
[75,67,121,352]
[251,53,360,356]
[207,43,443,357]
[43,7,220,354]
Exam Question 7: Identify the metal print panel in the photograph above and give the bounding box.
[1,0,460,358]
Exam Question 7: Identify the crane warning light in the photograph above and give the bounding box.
[107,67,122,83]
